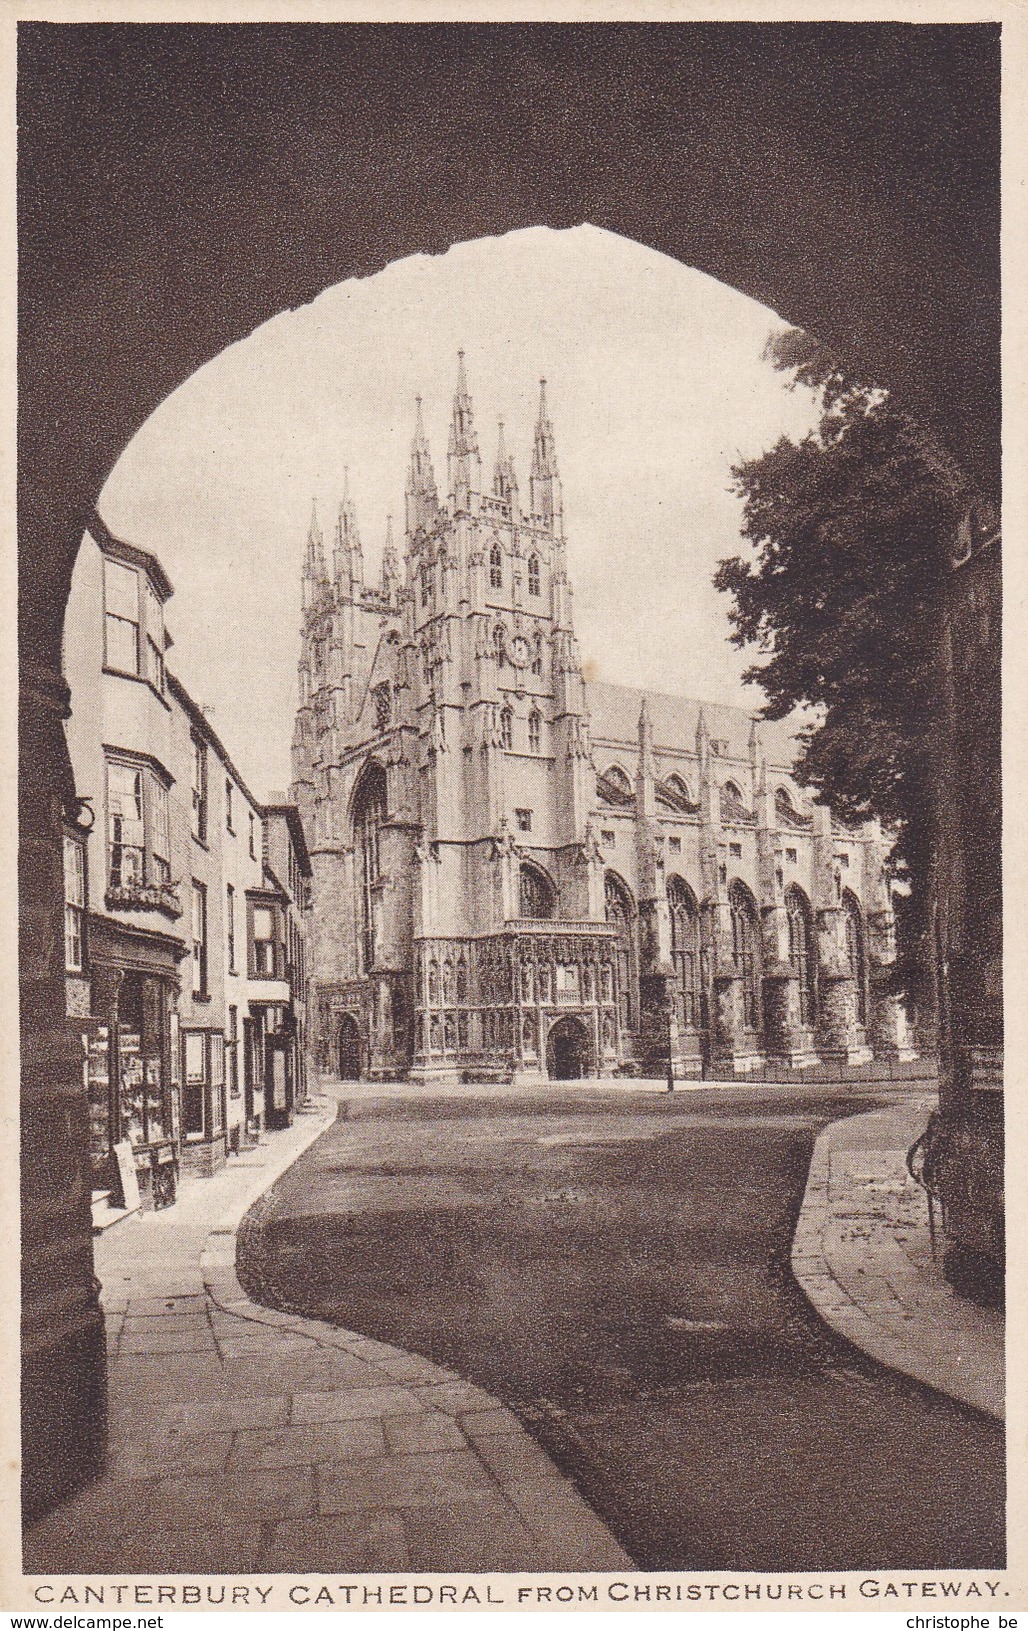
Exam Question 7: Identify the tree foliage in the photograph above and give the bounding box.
[715,329,974,996]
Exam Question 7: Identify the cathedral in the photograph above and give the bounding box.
[290,356,914,1084]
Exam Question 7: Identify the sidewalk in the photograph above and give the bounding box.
[792,1096,1004,1420]
[24,1095,630,1576]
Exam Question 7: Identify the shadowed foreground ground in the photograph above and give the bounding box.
[239,1082,1004,1572]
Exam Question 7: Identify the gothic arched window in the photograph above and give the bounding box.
[493,625,505,666]
[352,763,386,974]
[489,543,503,589]
[531,633,543,677]
[605,873,638,1032]
[420,564,431,607]
[528,709,541,753]
[729,880,761,1032]
[373,683,391,731]
[785,885,817,1027]
[667,877,701,1029]
[500,706,514,750]
[528,555,541,596]
[519,864,555,920]
[843,889,867,1027]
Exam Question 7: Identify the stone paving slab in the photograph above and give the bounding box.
[791,1095,1004,1420]
[24,1091,631,1575]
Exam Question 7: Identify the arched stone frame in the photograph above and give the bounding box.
[336,1011,363,1081]
[500,705,514,750]
[528,707,542,753]
[489,540,503,589]
[604,870,639,1035]
[600,764,633,804]
[527,554,541,597]
[785,883,818,1027]
[350,760,387,974]
[519,860,556,920]
[667,874,702,1030]
[843,888,869,1028]
[729,878,762,1033]
[720,779,750,824]
[16,25,999,1529]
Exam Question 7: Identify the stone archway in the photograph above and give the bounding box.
[17,22,999,1524]
[337,1014,362,1082]
[546,1016,591,1082]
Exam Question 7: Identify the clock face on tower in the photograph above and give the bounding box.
[509,635,530,669]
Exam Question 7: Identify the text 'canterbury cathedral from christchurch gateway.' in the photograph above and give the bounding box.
[290,354,916,1086]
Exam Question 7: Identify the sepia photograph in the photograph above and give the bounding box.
[14,11,1007,1599]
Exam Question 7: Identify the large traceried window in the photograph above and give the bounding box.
[519,863,555,920]
[667,877,701,1029]
[605,873,638,1033]
[528,554,541,596]
[489,543,503,589]
[843,889,868,1027]
[729,880,761,1031]
[353,764,387,973]
[785,885,817,1027]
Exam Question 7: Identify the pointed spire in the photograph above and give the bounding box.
[381,514,399,600]
[638,695,655,780]
[696,708,709,755]
[406,394,439,537]
[332,467,363,590]
[447,350,481,508]
[493,418,519,507]
[530,376,562,531]
[302,500,328,610]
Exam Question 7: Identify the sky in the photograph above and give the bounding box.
[99,225,821,801]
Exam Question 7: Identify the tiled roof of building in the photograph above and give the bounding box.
[585,680,803,769]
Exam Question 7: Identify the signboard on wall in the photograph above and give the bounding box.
[112,1140,142,1214]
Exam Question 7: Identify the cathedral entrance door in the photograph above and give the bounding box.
[337,1014,362,1081]
[547,1017,590,1082]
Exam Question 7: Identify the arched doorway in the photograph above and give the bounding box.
[337,1014,362,1081]
[547,1016,591,1081]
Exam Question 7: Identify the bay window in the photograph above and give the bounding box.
[103,556,166,692]
[106,755,176,911]
[63,834,86,973]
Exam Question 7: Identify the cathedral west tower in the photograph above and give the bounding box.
[292,356,913,1085]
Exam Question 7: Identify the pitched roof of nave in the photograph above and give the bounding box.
[585,680,802,770]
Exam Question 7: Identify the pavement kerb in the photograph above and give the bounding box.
[791,1098,1004,1421]
[199,1088,633,1571]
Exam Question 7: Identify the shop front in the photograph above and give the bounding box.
[85,917,184,1211]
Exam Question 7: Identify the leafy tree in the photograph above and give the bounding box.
[714,328,975,1008]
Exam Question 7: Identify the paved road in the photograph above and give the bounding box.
[239,1081,1004,1572]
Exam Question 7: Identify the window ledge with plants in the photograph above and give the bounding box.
[105,880,183,919]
